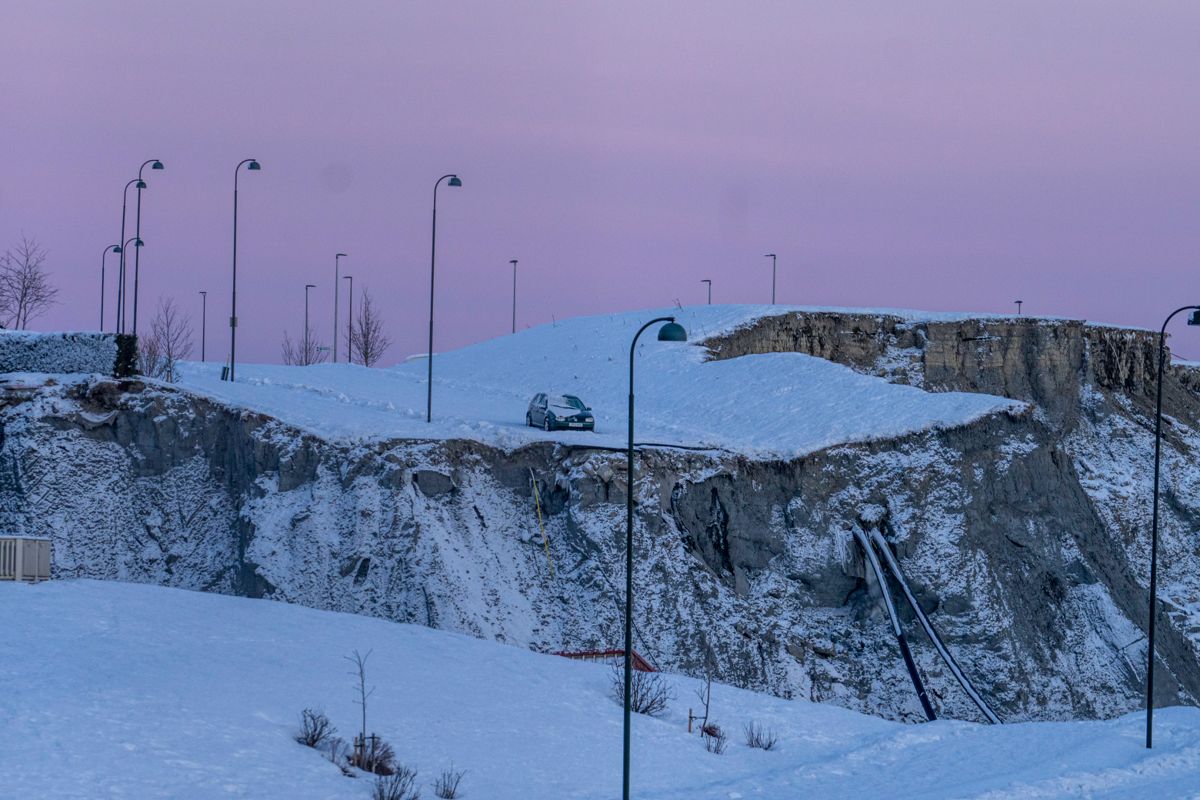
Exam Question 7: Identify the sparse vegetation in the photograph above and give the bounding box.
[433,766,466,798]
[702,722,728,754]
[743,720,778,751]
[352,734,397,775]
[609,662,674,717]
[297,708,336,748]
[373,765,420,800]
[0,235,58,329]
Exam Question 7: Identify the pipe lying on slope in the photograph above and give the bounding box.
[852,528,937,722]
[869,529,1003,725]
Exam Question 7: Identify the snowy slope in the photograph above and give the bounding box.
[175,305,1024,457]
[2,580,1199,800]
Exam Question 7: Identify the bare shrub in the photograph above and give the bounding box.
[281,327,329,366]
[297,708,336,748]
[350,288,392,367]
[609,663,673,718]
[433,766,466,798]
[352,734,396,776]
[0,235,58,329]
[743,721,778,751]
[326,736,355,776]
[702,722,728,754]
[373,765,419,800]
[138,297,193,381]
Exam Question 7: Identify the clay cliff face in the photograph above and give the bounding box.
[2,312,1198,724]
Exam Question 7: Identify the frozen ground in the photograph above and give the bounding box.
[2,580,1198,800]
[175,305,1025,457]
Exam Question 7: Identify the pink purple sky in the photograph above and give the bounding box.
[2,1,1199,363]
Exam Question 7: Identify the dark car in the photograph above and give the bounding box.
[526,393,595,431]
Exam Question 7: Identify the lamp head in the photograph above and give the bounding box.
[247,160,261,171]
[657,321,687,342]
[305,284,316,289]
[448,175,462,187]
[136,180,147,189]
[151,160,164,170]
[336,253,347,258]
[1189,310,1200,326]
[112,245,122,254]
[764,252,776,259]
[133,238,144,247]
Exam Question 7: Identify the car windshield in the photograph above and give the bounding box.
[551,395,586,410]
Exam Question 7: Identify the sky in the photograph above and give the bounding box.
[2,1,1199,364]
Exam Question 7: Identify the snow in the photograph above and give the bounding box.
[174,305,1026,458]
[3,579,1199,799]
[0,330,117,374]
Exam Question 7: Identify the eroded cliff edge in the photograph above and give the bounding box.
[3,312,1199,724]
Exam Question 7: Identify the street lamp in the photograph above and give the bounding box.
[132,159,164,336]
[227,158,261,382]
[622,315,687,800]
[304,283,316,366]
[701,279,712,305]
[343,275,353,364]
[764,253,777,304]
[1015,300,1023,315]
[1145,305,1200,749]
[100,244,120,331]
[334,253,347,362]
[198,291,207,362]
[426,173,462,422]
[509,259,518,334]
[117,177,146,333]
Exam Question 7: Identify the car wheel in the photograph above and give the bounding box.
[543,416,553,431]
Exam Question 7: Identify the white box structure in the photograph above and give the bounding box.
[0,538,52,582]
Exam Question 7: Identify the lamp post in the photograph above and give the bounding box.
[622,316,687,800]
[334,253,347,362]
[509,259,518,334]
[343,275,353,364]
[132,159,164,336]
[764,253,777,304]
[100,244,120,331]
[227,158,261,382]
[701,279,712,305]
[117,177,145,333]
[426,173,462,422]
[1145,305,1200,749]
[1015,300,1023,315]
[198,291,207,362]
[304,283,316,366]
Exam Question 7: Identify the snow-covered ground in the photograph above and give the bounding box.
[2,580,1198,799]
[176,305,1024,457]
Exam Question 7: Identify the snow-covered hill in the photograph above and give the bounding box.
[175,305,1024,457]
[3,305,1199,728]
[3,579,1199,800]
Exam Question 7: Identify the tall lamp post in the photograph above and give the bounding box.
[426,173,462,422]
[622,316,687,800]
[198,291,207,362]
[120,237,143,326]
[1146,305,1200,749]
[100,244,121,331]
[117,177,145,333]
[343,274,353,364]
[1014,300,1023,315]
[701,279,712,305]
[764,253,777,304]
[227,158,261,382]
[509,259,518,334]
[304,283,316,366]
[334,253,347,362]
[132,159,164,336]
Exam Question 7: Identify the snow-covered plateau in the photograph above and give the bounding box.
[3,304,1200,735]
[4,579,1200,800]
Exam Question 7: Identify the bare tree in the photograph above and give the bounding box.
[139,297,193,382]
[349,288,392,367]
[346,649,374,766]
[281,327,328,366]
[0,236,59,329]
